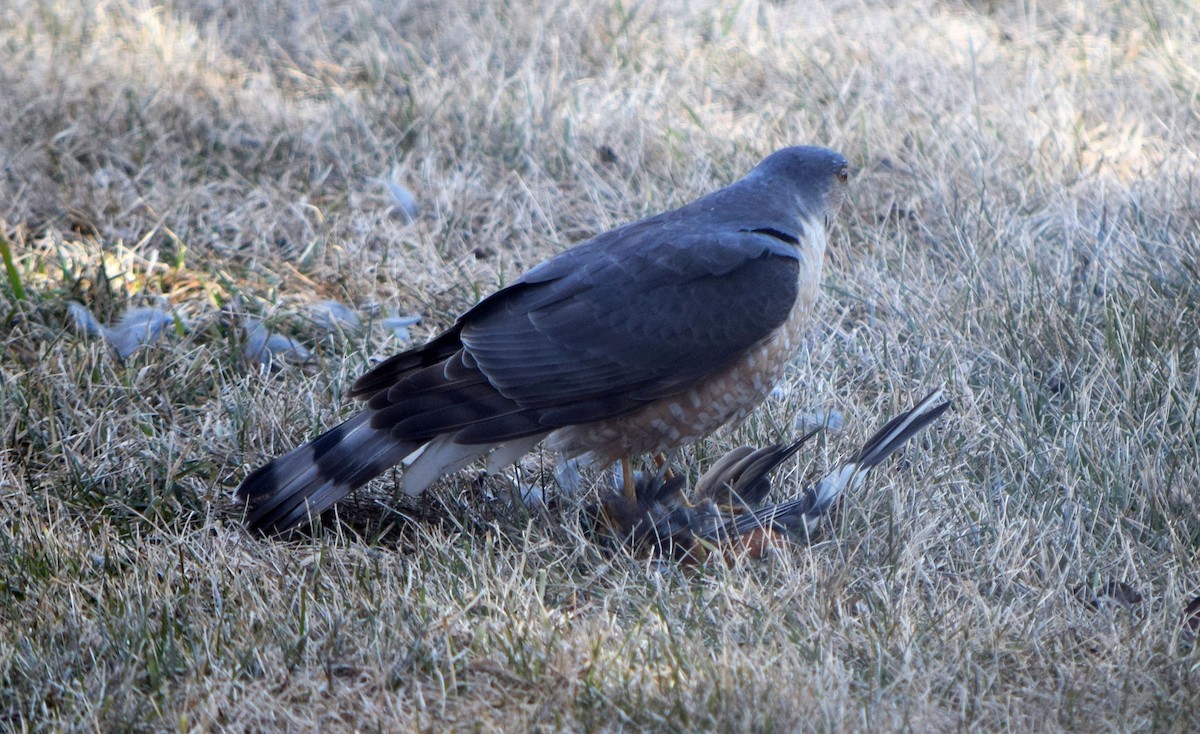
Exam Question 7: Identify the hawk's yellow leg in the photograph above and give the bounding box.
[621,456,637,501]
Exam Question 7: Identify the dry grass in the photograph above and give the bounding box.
[2,0,1199,730]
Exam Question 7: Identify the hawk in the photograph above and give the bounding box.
[236,145,850,533]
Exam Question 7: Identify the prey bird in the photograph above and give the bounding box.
[723,388,951,546]
[591,389,951,563]
[235,146,850,534]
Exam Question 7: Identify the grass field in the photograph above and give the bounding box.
[2,0,1200,730]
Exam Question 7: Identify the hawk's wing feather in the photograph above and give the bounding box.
[462,229,801,409]
[350,226,803,446]
[350,331,464,401]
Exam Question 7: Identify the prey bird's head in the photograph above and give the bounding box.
[743,146,850,230]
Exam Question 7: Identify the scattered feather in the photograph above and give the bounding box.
[310,300,362,333]
[383,313,421,342]
[67,302,176,359]
[116,307,174,335]
[67,301,104,337]
[795,408,845,434]
[242,318,312,367]
[264,333,312,363]
[105,317,170,359]
[369,177,420,223]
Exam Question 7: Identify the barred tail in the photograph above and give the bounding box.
[235,412,421,534]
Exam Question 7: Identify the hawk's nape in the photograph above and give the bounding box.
[235,145,850,534]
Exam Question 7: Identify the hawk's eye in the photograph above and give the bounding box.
[836,166,849,183]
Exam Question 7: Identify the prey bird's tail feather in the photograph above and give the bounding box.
[235,412,422,534]
[729,388,951,539]
[852,387,951,470]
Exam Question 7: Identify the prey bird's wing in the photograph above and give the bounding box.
[691,429,821,509]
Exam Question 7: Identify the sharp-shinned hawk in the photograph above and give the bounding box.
[236,145,850,533]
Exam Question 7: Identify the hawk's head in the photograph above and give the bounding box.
[749,145,850,229]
